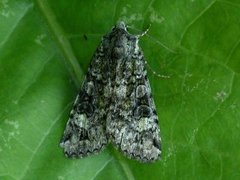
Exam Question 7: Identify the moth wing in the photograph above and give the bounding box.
[60,45,110,158]
[107,51,161,163]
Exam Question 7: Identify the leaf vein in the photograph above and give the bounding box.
[179,0,216,45]
[91,157,113,180]
[0,3,33,48]
[19,103,72,180]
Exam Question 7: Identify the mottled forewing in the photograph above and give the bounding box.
[107,48,161,163]
[60,44,109,158]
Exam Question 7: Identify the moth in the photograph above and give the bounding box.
[60,21,161,163]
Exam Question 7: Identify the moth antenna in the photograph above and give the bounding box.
[145,61,170,79]
[127,24,151,38]
[137,24,151,38]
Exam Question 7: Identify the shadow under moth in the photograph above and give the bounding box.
[60,21,161,163]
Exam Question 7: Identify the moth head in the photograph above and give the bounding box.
[107,22,138,59]
[114,21,127,31]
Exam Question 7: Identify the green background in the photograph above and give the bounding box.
[0,0,240,179]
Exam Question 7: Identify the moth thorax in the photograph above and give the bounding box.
[112,45,127,59]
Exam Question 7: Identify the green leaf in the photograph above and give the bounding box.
[1,0,240,179]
